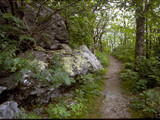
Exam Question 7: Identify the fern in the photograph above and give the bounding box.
[19,35,36,43]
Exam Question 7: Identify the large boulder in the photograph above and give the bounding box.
[76,45,103,71]
[0,101,19,119]
[60,45,104,76]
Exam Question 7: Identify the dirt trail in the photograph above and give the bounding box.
[100,55,130,118]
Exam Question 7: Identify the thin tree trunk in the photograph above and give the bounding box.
[99,39,103,52]
[146,17,149,58]
[93,38,96,54]
[123,12,127,45]
[158,24,160,45]
[149,24,152,56]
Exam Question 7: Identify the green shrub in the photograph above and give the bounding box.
[77,73,94,84]
[48,54,76,87]
[95,51,110,67]
[47,104,71,119]
[17,107,40,119]
[0,13,35,76]
[121,57,160,93]
[131,88,160,118]
[112,43,135,62]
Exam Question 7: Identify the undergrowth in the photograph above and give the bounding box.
[112,43,135,63]
[95,51,110,67]
[120,56,160,118]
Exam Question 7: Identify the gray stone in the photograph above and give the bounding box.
[50,42,61,50]
[61,45,103,76]
[60,44,73,53]
[0,101,19,119]
[0,58,58,105]
[77,45,104,71]
[0,86,6,94]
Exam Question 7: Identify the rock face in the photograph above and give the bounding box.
[24,4,69,49]
[0,101,19,119]
[0,45,103,106]
[0,1,69,50]
[0,67,60,106]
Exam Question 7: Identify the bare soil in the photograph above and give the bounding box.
[100,55,130,118]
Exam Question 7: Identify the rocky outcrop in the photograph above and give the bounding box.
[0,45,103,106]
[0,1,69,50]
[24,4,69,49]
[0,101,19,119]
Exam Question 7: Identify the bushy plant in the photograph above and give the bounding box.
[95,51,110,67]
[77,73,94,85]
[17,107,40,119]
[47,104,71,119]
[48,54,76,87]
[112,43,135,62]
[121,57,160,93]
[0,13,35,76]
[131,88,160,118]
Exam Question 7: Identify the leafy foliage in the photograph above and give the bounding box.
[131,88,160,118]
[112,43,135,62]
[95,51,110,67]
[121,57,160,93]
[47,104,71,119]
[48,54,76,87]
[0,13,36,76]
[17,107,40,119]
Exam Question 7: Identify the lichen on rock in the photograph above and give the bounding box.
[29,59,48,71]
[60,45,103,76]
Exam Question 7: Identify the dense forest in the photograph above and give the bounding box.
[0,0,160,119]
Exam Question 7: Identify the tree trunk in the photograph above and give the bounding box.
[135,1,145,58]
[93,38,96,54]
[99,39,103,52]
[158,24,160,45]
[146,17,149,58]
[123,11,127,45]
[149,24,152,56]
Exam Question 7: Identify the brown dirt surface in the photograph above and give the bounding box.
[100,55,130,118]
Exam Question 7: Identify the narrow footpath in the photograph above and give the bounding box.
[100,55,130,118]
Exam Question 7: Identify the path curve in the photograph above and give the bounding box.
[100,55,130,118]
